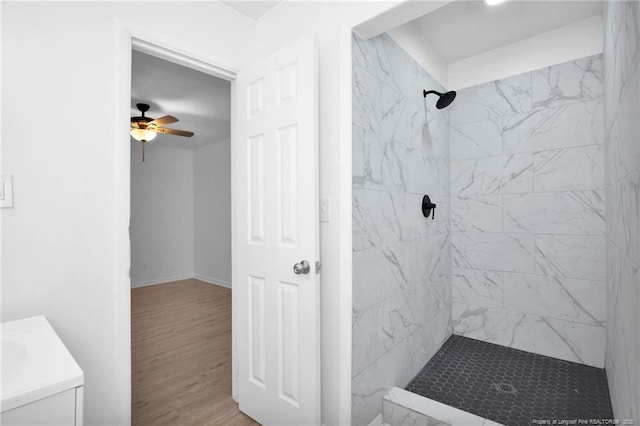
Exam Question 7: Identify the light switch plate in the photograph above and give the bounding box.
[320,197,331,222]
[0,175,14,208]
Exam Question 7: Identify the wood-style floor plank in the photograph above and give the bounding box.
[132,278,258,425]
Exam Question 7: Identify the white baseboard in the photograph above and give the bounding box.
[131,274,193,288]
[193,273,232,289]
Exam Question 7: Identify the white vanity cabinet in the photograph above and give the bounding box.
[1,316,84,425]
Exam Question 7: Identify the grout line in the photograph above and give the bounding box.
[450,143,604,163]
[452,266,607,283]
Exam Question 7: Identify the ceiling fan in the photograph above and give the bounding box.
[130,103,194,161]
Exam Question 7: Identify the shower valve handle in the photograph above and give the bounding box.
[422,195,437,220]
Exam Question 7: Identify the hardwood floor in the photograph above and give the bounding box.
[132,278,258,425]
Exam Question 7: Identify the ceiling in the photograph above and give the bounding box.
[131,51,230,150]
[222,1,281,20]
[409,0,604,63]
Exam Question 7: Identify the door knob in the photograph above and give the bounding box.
[293,260,311,275]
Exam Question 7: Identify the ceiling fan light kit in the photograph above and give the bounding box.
[130,128,157,142]
[130,103,194,162]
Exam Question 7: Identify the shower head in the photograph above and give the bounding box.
[423,89,457,109]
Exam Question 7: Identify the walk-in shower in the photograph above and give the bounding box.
[352,1,640,419]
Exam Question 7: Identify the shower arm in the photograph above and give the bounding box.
[423,90,442,98]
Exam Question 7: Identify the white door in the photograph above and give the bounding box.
[234,35,320,426]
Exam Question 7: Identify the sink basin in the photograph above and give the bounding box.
[2,333,30,380]
[1,316,83,413]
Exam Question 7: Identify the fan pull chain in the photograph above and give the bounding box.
[142,140,146,162]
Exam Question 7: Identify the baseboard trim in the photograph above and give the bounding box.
[193,274,232,289]
[131,274,194,288]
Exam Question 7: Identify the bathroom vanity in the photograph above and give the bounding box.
[1,316,84,425]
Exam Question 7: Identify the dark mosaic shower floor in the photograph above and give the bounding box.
[405,335,613,426]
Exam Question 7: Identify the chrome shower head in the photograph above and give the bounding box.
[423,89,457,109]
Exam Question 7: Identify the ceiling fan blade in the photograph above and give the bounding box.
[148,115,178,126]
[153,127,194,137]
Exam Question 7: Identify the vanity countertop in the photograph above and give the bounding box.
[1,315,84,412]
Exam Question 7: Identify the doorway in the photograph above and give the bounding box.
[128,48,249,424]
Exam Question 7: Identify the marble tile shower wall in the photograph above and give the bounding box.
[352,33,452,425]
[448,55,607,368]
[603,1,640,421]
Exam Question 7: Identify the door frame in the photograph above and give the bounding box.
[116,24,241,408]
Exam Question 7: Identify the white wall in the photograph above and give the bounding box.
[0,2,254,424]
[130,140,230,289]
[130,143,194,287]
[194,140,231,287]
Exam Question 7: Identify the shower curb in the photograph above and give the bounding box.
[382,387,504,426]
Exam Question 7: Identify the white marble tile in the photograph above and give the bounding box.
[352,33,405,95]
[405,153,449,197]
[401,100,425,147]
[532,55,603,108]
[353,64,383,132]
[503,191,605,235]
[352,238,452,389]
[603,1,640,124]
[449,117,502,160]
[379,83,411,144]
[535,317,606,367]
[619,254,640,366]
[503,273,606,326]
[452,232,535,273]
[352,317,451,426]
[428,196,451,237]
[451,154,533,196]
[383,387,489,426]
[608,170,640,266]
[449,73,532,125]
[451,195,502,233]
[353,307,387,378]
[452,268,503,309]
[535,234,606,280]
[502,99,604,154]
[353,126,406,191]
[376,291,422,351]
[353,246,409,313]
[452,303,536,352]
[384,402,451,426]
[533,145,605,192]
[405,52,446,102]
[607,64,640,185]
[351,30,453,426]
[407,312,453,376]
[415,111,449,161]
[353,189,395,251]
[353,190,431,250]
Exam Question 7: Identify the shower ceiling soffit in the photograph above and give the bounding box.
[406,0,604,63]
